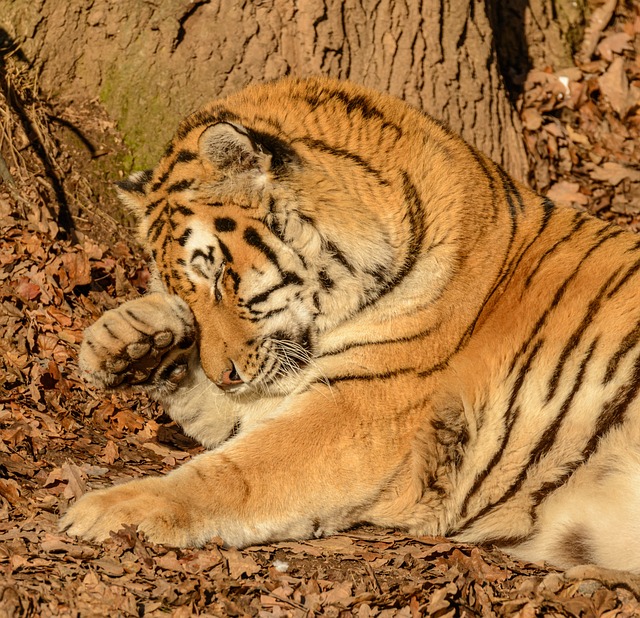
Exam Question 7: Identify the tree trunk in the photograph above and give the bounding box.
[1,0,530,180]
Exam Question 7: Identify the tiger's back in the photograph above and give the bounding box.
[66,77,640,572]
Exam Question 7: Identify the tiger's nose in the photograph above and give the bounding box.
[216,362,244,391]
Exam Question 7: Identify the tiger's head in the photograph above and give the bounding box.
[116,113,405,395]
[116,121,313,394]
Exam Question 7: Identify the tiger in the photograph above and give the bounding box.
[61,76,640,573]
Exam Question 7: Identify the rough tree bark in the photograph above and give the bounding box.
[0,0,558,181]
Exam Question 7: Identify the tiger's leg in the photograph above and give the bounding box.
[60,387,416,547]
[505,446,640,573]
[80,292,196,392]
[80,292,240,447]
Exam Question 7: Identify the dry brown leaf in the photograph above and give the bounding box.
[599,56,632,117]
[60,251,92,291]
[320,581,353,606]
[589,161,640,185]
[14,278,41,301]
[597,31,633,61]
[0,479,21,505]
[426,583,456,615]
[309,535,356,555]
[565,124,590,146]
[61,461,87,500]
[522,108,543,131]
[546,181,590,207]
[101,439,119,464]
[112,409,145,433]
[141,441,174,458]
[223,548,261,579]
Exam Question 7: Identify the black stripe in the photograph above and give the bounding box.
[459,339,544,519]
[215,238,233,264]
[606,254,640,299]
[243,227,281,269]
[177,228,192,247]
[496,165,523,216]
[398,171,426,275]
[295,137,389,186]
[321,367,415,387]
[465,146,499,221]
[310,89,385,121]
[148,215,167,243]
[144,198,165,217]
[318,270,334,290]
[493,196,556,296]
[318,322,438,359]
[124,308,152,329]
[420,166,548,380]
[102,323,119,341]
[191,246,214,266]
[245,283,287,309]
[175,150,198,163]
[604,323,640,384]
[116,170,152,195]
[443,163,522,362]
[531,349,640,514]
[248,306,288,321]
[179,278,196,294]
[298,86,403,140]
[325,240,355,274]
[454,339,597,534]
[546,268,621,402]
[167,179,193,193]
[228,268,241,294]
[157,151,199,185]
[150,170,170,192]
[282,271,304,286]
[347,170,426,312]
[245,271,303,309]
[244,127,298,174]
[242,227,282,274]
[524,211,586,289]
[159,232,171,256]
[174,205,195,217]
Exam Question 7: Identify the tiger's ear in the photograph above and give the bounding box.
[115,169,153,217]
[198,122,271,175]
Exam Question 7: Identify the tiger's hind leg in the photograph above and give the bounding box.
[506,453,640,573]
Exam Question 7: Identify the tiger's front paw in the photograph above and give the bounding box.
[80,293,196,392]
[60,478,206,547]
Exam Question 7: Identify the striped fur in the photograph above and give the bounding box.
[63,77,640,572]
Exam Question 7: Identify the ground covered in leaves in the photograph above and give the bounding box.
[1,4,640,616]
